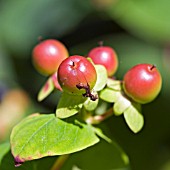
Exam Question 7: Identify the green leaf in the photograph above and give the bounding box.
[107,0,170,43]
[38,77,54,102]
[38,72,62,102]
[113,94,131,116]
[83,94,99,111]
[93,65,107,91]
[62,139,130,170]
[0,142,10,165]
[124,103,144,133]
[107,78,122,91]
[11,113,99,164]
[100,88,121,103]
[56,92,86,118]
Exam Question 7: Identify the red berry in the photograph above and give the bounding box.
[58,55,97,95]
[88,46,118,77]
[32,39,69,75]
[123,64,162,104]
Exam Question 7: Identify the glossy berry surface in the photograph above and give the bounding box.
[123,64,162,104]
[58,55,97,95]
[88,46,118,77]
[32,39,69,75]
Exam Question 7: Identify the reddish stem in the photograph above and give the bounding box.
[98,41,104,46]
[85,108,114,124]
[37,36,43,42]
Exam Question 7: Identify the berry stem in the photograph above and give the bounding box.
[37,36,43,42]
[150,64,156,70]
[50,154,69,170]
[98,41,104,46]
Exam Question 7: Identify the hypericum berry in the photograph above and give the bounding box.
[88,44,118,77]
[123,64,162,104]
[32,39,69,75]
[58,55,97,97]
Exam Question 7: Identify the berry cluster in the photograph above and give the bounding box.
[32,39,162,104]
[32,39,162,132]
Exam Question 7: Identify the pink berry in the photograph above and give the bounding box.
[32,39,69,75]
[88,45,118,77]
[123,64,162,104]
[58,55,97,95]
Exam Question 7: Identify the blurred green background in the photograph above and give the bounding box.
[0,0,170,170]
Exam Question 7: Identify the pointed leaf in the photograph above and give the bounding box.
[11,114,99,165]
[0,142,10,165]
[100,88,121,103]
[93,65,107,91]
[124,103,144,133]
[38,77,54,102]
[113,94,131,116]
[38,73,62,102]
[56,92,86,118]
[107,78,122,91]
[51,72,62,91]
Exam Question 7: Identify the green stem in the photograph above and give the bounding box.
[50,154,69,170]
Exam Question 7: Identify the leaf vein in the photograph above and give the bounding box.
[18,117,54,155]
